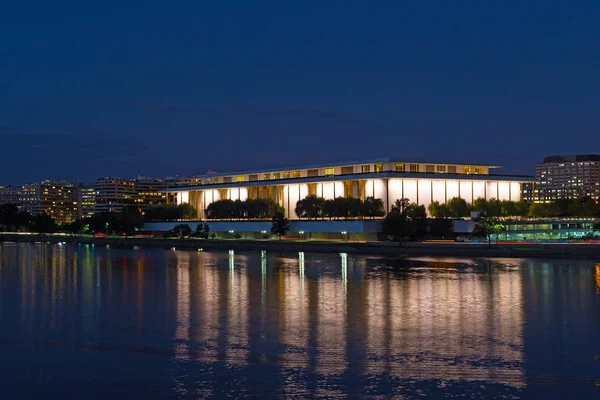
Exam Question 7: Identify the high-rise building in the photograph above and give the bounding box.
[18,181,80,223]
[94,178,136,213]
[534,155,600,202]
[0,185,21,205]
[79,185,96,218]
[133,177,169,209]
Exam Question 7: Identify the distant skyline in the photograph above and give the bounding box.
[2,1,600,184]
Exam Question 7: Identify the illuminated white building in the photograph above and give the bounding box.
[166,159,532,220]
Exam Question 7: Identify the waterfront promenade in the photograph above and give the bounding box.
[2,233,600,259]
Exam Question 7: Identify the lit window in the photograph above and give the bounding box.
[436,165,446,173]
[463,166,472,174]
[293,171,301,178]
[474,166,482,174]
[283,172,291,179]
[236,175,245,182]
[409,164,419,173]
[395,163,405,172]
[361,165,371,173]
[374,164,383,173]
[324,167,335,176]
[273,173,281,179]
[263,173,270,180]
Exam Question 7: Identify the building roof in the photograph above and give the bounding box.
[191,158,502,179]
[543,155,600,163]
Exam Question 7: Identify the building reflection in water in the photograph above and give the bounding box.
[0,244,538,396]
[174,250,191,360]
[596,264,600,295]
[166,250,526,390]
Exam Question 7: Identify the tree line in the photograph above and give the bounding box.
[295,195,385,219]
[205,199,284,220]
[428,197,530,218]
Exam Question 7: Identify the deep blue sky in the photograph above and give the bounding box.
[1,1,599,184]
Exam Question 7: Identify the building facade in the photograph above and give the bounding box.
[0,185,21,205]
[94,178,136,213]
[16,181,80,223]
[134,177,170,209]
[534,155,600,202]
[166,159,532,220]
[79,185,96,218]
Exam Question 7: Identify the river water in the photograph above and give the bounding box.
[0,243,599,399]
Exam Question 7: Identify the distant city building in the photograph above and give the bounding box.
[79,185,96,218]
[0,185,21,205]
[133,177,169,209]
[94,178,136,213]
[18,181,80,223]
[534,155,600,202]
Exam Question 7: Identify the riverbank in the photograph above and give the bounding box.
[2,233,600,259]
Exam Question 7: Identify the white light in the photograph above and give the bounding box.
[299,231,304,234]
[341,231,347,235]
[229,230,234,233]
[261,230,266,234]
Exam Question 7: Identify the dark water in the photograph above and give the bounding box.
[0,244,599,399]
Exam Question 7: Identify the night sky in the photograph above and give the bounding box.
[2,1,599,184]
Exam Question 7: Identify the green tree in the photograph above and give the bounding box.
[428,201,450,218]
[472,216,505,248]
[471,197,487,214]
[270,212,290,240]
[447,197,470,217]
[178,203,198,219]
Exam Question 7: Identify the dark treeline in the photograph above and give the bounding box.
[295,195,385,219]
[528,197,600,218]
[0,204,59,233]
[205,199,283,220]
[428,197,530,218]
[0,203,198,235]
[144,203,198,221]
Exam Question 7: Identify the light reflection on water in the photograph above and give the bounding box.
[0,243,599,398]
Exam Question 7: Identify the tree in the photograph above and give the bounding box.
[0,204,31,231]
[447,197,470,217]
[31,213,58,234]
[363,197,385,218]
[405,203,427,239]
[145,204,181,221]
[381,198,421,241]
[170,224,192,239]
[195,223,210,239]
[472,216,505,248]
[270,212,290,240]
[178,203,198,219]
[428,201,450,218]
[119,206,144,237]
[295,195,325,219]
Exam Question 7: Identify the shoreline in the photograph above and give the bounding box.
[2,234,600,259]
